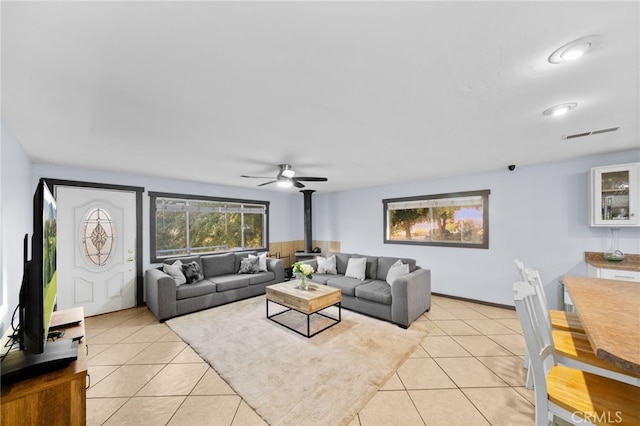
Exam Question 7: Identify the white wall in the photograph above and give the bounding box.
[1,121,34,334]
[313,149,640,308]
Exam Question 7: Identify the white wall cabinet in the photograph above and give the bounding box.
[590,162,640,227]
[587,264,640,281]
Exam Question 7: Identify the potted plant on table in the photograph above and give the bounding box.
[292,261,314,290]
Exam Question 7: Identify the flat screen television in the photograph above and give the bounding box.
[21,178,58,354]
[1,179,77,382]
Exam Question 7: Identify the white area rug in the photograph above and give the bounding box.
[167,294,429,426]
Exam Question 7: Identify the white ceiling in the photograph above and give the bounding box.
[2,1,639,193]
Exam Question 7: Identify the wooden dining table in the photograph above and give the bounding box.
[563,275,640,375]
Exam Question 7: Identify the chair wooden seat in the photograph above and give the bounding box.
[552,330,640,381]
[548,364,640,425]
[514,281,640,425]
[549,309,585,333]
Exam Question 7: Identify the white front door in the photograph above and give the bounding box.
[56,186,137,316]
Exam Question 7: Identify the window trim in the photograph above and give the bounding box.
[383,189,490,249]
[149,191,270,263]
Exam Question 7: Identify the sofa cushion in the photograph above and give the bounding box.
[352,254,378,279]
[326,276,372,297]
[211,275,250,291]
[376,256,417,281]
[329,252,351,275]
[248,271,275,286]
[201,253,236,277]
[176,278,217,300]
[182,261,204,284]
[355,280,392,305]
[316,255,337,274]
[310,273,340,285]
[238,257,260,274]
[345,257,367,280]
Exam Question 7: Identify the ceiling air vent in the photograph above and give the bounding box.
[562,127,619,140]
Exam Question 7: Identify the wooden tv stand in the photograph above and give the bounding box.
[1,307,87,425]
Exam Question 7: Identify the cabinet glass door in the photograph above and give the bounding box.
[600,170,630,221]
[591,163,639,227]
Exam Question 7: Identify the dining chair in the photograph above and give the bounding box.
[513,281,640,426]
[520,265,640,387]
[513,260,584,333]
[514,259,585,389]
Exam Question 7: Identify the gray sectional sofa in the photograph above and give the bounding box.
[304,252,431,328]
[145,251,285,321]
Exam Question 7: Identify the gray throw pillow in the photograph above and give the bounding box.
[238,256,260,274]
[182,261,204,284]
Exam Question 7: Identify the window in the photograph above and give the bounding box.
[149,192,269,262]
[383,190,490,249]
[82,207,115,266]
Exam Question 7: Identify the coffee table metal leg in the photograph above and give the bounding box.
[266,298,341,338]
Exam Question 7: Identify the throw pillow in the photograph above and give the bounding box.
[238,256,260,274]
[181,261,204,284]
[163,260,187,286]
[316,255,337,274]
[249,252,268,272]
[386,259,410,286]
[345,257,367,280]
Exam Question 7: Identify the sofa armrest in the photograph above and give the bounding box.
[390,268,431,328]
[267,258,285,283]
[145,268,178,321]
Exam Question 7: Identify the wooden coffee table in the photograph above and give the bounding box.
[266,281,341,338]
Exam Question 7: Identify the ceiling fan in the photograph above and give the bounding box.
[241,164,328,188]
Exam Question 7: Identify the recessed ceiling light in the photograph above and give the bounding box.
[548,35,600,64]
[543,103,578,116]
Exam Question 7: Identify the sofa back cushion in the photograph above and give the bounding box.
[165,255,202,272]
[376,256,417,281]
[352,254,378,280]
[201,253,236,277]
[328,252,351,275]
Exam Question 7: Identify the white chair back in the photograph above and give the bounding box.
[513,281,557,425]
[514,259,527,280]
[523,267,554,330]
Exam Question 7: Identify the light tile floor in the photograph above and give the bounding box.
[85,295,535,425]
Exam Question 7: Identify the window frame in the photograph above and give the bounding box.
[383,189,490,249]
[149,191,270,263]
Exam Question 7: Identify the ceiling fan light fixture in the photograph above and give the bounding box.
[543,102,578,117]
[281,169,295,178]
[277,178,293,188]
[548,35,600,64]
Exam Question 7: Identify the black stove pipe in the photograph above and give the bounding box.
[301,189,315,254]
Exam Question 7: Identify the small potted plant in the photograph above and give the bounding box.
[292,261,314,290]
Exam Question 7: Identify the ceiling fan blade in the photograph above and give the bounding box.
[241,175,273,179]
[293,176,328,182]
[293,180,305,188]
[257,180,277,187]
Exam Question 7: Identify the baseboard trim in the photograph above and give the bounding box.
[431,292,515,311]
